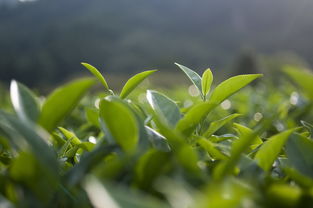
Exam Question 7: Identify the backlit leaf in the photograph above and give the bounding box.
[120,70,157,99]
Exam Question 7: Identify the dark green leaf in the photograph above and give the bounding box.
[286,133,313,177]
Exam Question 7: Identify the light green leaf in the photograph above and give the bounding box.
[233,123,263,150]
[120,70,157,99]
[146,90,181,127]
[286,133,313,177]
[81,62,109,90]
[201,68,213,97]
[176,74,261,136]
[85,107,100,127]
[209,74,262,105]
[58,127,81,145]
[99,99,138,153]
[198,138,228,160]
[10,80,40,123]
[175,63,202,96]
[176,102,216,136]
[38,78,96,132]
[254,128,296,171]
[203,114,241,138]
[283,65,313,99]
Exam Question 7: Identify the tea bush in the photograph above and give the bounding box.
[0,63,313,208]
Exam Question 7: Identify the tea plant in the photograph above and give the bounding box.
[0,63,313,208]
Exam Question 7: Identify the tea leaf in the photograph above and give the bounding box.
[39,78,96,132]
[120,70,157,99]
[147,90,181,127]
[81,62,109,90]
[203,114,241,138]
[209,74,262,105]
[283,65,313,99]
[201,68,213,97]
[286,133,313,177]
[175,63,202,96]
[255,128,296,171]
[10,80,40,123]
[99,99,138,153]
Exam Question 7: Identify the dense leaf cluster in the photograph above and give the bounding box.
[0,63,313,207]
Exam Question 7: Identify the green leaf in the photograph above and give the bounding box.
[58,127,81,145]
[286,133,313,177]
[233,123,263,150]
[0,111,58,176]
[213,127,261,179]
[85,107,100,127]
[176,74,261,136]
[99,99,138,153]
[201,68,213,97]
[145,126,171,152]
[254,129,296,171]
[198,138,228,160]
[38,78,96,132]
[176,102,216,136]
[152,116,200,174]
[283,65,313,99]
[81,62,109,90]
[135,149,170,189]
[209,74,262,105]
[283,167,313,188]
[10,80,40,123]
[203,114,241,137]
[120,70,157,99]
[66,145,115,186]
[146,90,181,127]
[175,63,202,96]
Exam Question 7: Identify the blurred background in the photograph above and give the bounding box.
[0,0,312,89]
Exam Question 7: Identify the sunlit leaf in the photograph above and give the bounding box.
[176,102,216,136]
[203,114,241,138]
[254,128,296,171]
[201,68,213,97]
[175,63,202,96]
[198,138,228,160]
[120,70,157,99]
[38,78,96,132]
[58,127,81,145]
[233,123,263,150]
[81,62,109,90]
[209,74,262,105]
[10,80,40,123]
[99,99,138,153]
[147,90,181,127]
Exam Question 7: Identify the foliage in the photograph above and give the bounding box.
[0,63,313,207]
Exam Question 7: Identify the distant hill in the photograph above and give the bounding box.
[1,0,313,86]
